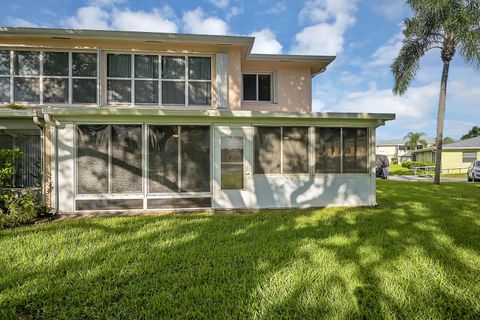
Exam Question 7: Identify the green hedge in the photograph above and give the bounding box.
[401,161,435,169]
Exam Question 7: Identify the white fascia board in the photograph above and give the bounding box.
[41,107,395,122]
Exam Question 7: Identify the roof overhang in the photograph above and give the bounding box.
[40,107,395,125]
[246,54,336,76]
[0,27,336,76]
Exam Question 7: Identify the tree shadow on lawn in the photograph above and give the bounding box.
[1,181,480,319]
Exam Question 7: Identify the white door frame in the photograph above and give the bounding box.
[213,125,253,209]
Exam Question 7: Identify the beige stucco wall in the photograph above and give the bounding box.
[239,61,312,112]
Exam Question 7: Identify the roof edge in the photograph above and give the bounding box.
[0,27,255,46]
[40,107,395,121]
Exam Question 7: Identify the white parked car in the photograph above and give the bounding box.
[467,160,480,182]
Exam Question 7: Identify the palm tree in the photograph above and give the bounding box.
[392,0,480,184]
[404,131,428,151]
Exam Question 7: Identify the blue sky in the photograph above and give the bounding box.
[2,0,479,140]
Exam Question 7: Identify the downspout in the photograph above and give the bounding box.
[33,110,45,203]
[42,110,59,212]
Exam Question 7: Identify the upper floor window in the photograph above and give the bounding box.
[0,50,97,104]
[243,73,272,102]
[106,54,211,106]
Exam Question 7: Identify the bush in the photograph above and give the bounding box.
[0,148,54,228]
[391,156,398,165]
[401,161,435,169]
[0,188,38,228]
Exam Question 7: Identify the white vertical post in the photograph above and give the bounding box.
[215,53,228,109]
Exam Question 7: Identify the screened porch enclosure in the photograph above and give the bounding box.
[75,124,211,210]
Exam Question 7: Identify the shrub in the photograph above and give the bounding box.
[391,156,398,165]
[401,161,435,169]
[0,148,52,228]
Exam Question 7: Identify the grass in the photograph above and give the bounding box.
[442,173,468,179]
[1,180,480,319]
[389,163,413,175]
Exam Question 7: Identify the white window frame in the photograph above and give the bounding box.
[105,52,213,107]
[242,72,273,103]
[0,49,98,106]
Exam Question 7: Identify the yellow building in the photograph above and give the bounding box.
[411,136,480,172]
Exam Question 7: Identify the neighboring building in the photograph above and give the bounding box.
[376,139,434,164]
[411,136,480,172]
[0,27,394,213]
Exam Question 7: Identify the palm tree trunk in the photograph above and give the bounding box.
[434,61,450,184]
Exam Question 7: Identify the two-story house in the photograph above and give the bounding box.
[0,27,394,213]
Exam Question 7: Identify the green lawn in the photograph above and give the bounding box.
[1,180,480,319]
[389,163,414,175]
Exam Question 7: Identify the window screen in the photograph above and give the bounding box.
[43,78,68,103]
[283,127,308,174]
[14,51,39,76]
[188,57,211,80]
[243,74,257,101]
[108,80,131,103]
[72,53,97,77]
[73,79,97,103]
[135,80,158,104]
[316,128,341,173]
[148,126,179,193]
[135,55,158,78]
[14,78,40,103]
[107,54,131,78]
[162,56,185,79]
[343,128,368,173]
[77,125,109,194]
[0,50,9,75]
[188,82,211,105]
[43,52,68,76]
[180,126,210,192]
[463,152,477,163]
[254,127,281,174]
[258,74,271,101]
[0,78,9,103]
[162,81,185,105]
[111,125,143,193]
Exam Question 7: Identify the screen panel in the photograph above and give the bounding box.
[180,126,210,192]
[316,128,341,173]
[111,125,143,193]
[148,126,179,193]
[254,127,281,174]
[77,125,109,194]
[343,128,368,173]
[282,127,308,174]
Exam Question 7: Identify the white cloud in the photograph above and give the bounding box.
[226,5,243,20]
[66,6,178,33]
[373,0,407,20]
[370,33,403,66]
[5,17,39,28]
[182,8,228,35]
[66,6,110,30]
[267,2,287,15]
[88,0,126,7]
[334,82,438,119]
[291,0,357,55]
[206,0,229,9]
[250,29,283,54]
[111,8,178,33]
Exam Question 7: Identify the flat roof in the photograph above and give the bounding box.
[0,27,336,76]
